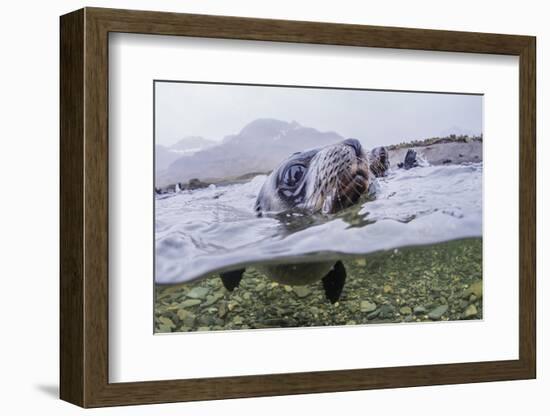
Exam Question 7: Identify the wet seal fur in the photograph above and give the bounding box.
[220,139,390,303]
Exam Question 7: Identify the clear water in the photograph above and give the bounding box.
[155,163,482,285]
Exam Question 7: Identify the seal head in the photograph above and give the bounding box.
[255,138,374,215]
[368,146,390,177]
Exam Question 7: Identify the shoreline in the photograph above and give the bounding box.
[388,140,482,167]
[156,138,483,194]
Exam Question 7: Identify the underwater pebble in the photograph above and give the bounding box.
[413,306,426,315]
[180,299,201,308]
[159,316,176,332]
[255,283,266,292]
[227,301,239,311]
[383,284,394,294]
[293,286,312,298]
[186,287,210,299]
[463,281,483,299]
[158,317,175,328]
[463,304,478,319]
[177,309,197,328]
[378,304,395,319]
[203,293,224,307]
[428,305,449,320]
[360,301,377,313]
[218,303,227,318]
[399,306,412,315]
[157,285,185,298]
[198,315,214,326]
[367,309,380,320]
[158,324,173,332]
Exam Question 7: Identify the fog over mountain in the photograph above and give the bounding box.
[155,118,344,186]
[155,136,216,171]
[155,145,181,171]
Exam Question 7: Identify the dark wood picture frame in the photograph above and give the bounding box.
[60,7,536,408]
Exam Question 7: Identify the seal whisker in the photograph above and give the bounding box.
[334,175,359,210]
[300,176,324,212]
[338,170,368,204]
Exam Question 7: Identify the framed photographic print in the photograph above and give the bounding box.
[60,7,536,408]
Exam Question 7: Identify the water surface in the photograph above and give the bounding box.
[155,163,482,284]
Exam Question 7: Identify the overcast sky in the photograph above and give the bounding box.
[155,81,482,148]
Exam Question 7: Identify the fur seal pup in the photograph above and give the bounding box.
[220,139,389,303]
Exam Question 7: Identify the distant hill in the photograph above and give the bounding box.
[155,136,216,172]
[155,145,181,171]
[156,118,344,186]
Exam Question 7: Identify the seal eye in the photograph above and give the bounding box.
[282,164,306,187]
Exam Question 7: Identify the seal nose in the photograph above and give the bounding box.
[343,138,363,157]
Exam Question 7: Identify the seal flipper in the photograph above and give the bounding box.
[220,269,245,291]
[322,261,346,303]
